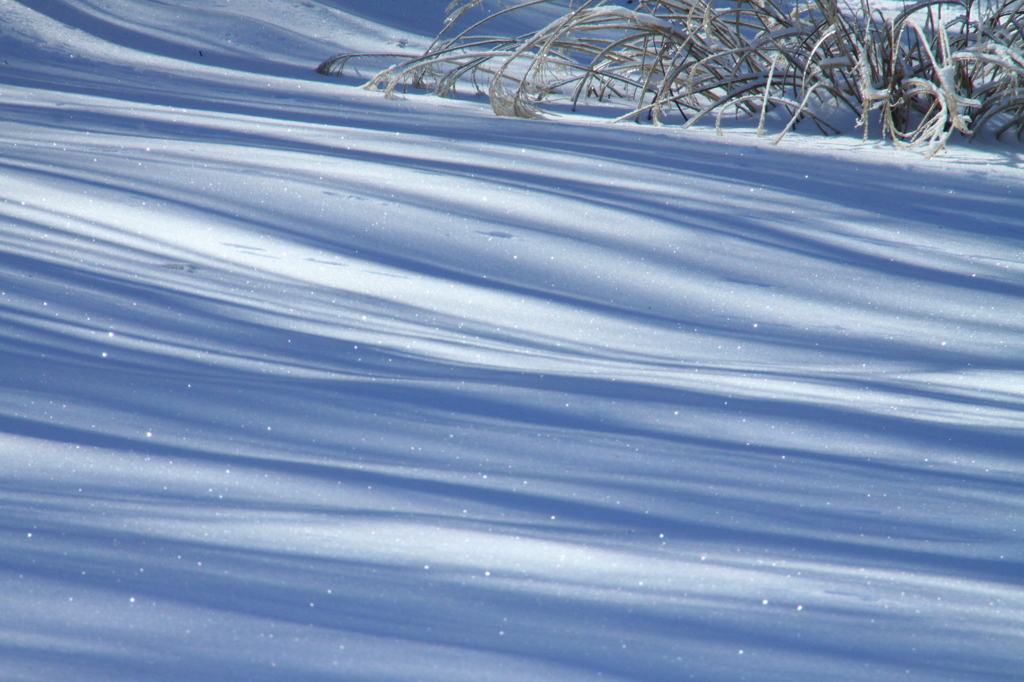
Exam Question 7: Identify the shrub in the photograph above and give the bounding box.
[318,0,1024,155]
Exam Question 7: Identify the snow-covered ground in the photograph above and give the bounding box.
[2,2,1023,680]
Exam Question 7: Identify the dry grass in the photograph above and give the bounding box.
[318,0,1024,154]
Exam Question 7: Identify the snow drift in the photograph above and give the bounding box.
[1,1,1022,681]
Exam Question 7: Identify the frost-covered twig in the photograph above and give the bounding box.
[318,0,1024,152]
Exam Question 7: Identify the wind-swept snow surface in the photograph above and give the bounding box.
[1,2,1023,681]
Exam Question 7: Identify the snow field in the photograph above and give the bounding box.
[1,1,1023,680]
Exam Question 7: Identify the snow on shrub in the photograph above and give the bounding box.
[318,0,1024,155]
